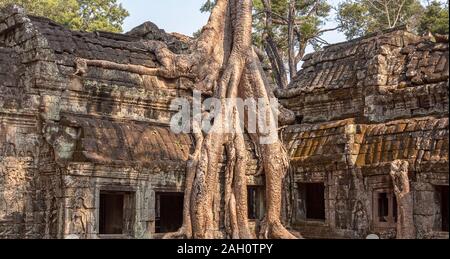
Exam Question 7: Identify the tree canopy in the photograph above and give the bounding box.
[337,0,449,39]
[418,0,449,35]
[201,0,450,86]
[202,0,333,87]
[252,0,332,57]
[0,0,129,33]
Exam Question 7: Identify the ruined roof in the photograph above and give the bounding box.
[278,29,386,95]
[284,116,449,173]
[356,117,448,168]
[0,4,195,120]
[26,15,188,69]
[1,5,195,167]
[278,27,447,96]
[284,119,352,170]
[277,26,449,124]
[0,4,190,70]
[62,115,192,166]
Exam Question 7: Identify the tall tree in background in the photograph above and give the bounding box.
[337,0,423,39]
[202,0,333,88]
[418,0,449,35]
[0,0,129,32]
[336,0,449,39]
[257,0,333,86]
[135,0,297,239]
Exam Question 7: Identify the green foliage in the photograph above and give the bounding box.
[201,0,331,55]
[418,0,449,35]
[253,0,331,50]
[336,1,370,40]
[337,0,424,39]
[200,0,217,13]
[0,0,129,33]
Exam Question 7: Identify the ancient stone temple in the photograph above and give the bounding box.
[279,27,449,239]
[0,5,448,239]
[0,5,196,239]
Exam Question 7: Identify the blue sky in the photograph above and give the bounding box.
[119,0,210,35]
[118,0,347,54]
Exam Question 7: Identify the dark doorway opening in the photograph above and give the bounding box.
[295,115,304,124]
[99,191,135,236]
[99,192,124,235]
[247,186,265,220]
[373,190,397,227]
[438,186,449,232]
[378,192,389,222]
[248,186,258,220]
[301,183,326,220]
[155,192,184,233]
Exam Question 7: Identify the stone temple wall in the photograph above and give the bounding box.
[0,5,448,239]
[0,7,50,239]
[279,27,449,239]
[0,5,263,239]
[0,5,195,239]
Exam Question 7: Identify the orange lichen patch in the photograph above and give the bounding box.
[356,117,448,167]
[63,116,192,165]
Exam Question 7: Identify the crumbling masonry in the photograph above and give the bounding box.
[0,6,448,239]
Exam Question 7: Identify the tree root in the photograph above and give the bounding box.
[156,0,298,239]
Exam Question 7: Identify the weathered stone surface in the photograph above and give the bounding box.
[278,28,449,124]
[282,27,448,239]
[0,6,195,239]
[0,6,264,239]
[125,21,190,54]
[0,6,448,239]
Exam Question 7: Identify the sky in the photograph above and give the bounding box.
[118,0,347,55]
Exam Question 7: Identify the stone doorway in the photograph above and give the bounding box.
[247,186,265,220]
[438,186,449,232]
[155,192,184,233]
[372,189,397,228]
[298,183,326,221]
[99,191,135,236]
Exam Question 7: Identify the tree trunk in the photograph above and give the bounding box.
[262,0,288,89]
[390,160,416,239]
[153,0,296,239]
[287,0,297,80]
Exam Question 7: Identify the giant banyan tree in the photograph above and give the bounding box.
[2,0,447,240]
[0,0,297,240]
[145,0,297,239]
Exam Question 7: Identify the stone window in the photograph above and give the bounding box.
[436,186,449,232]
[373,189,397,227]
[155,192,184,233]
[295,115,304,124]
[298,183,326,221]
[99,191,135,236]
[247,186,265,220]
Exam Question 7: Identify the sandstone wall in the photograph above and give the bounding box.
[0,5,263,239]
[1,5,447,239]
[278,28,448,124]
[0,5,195,239]
[280,28,449,239]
